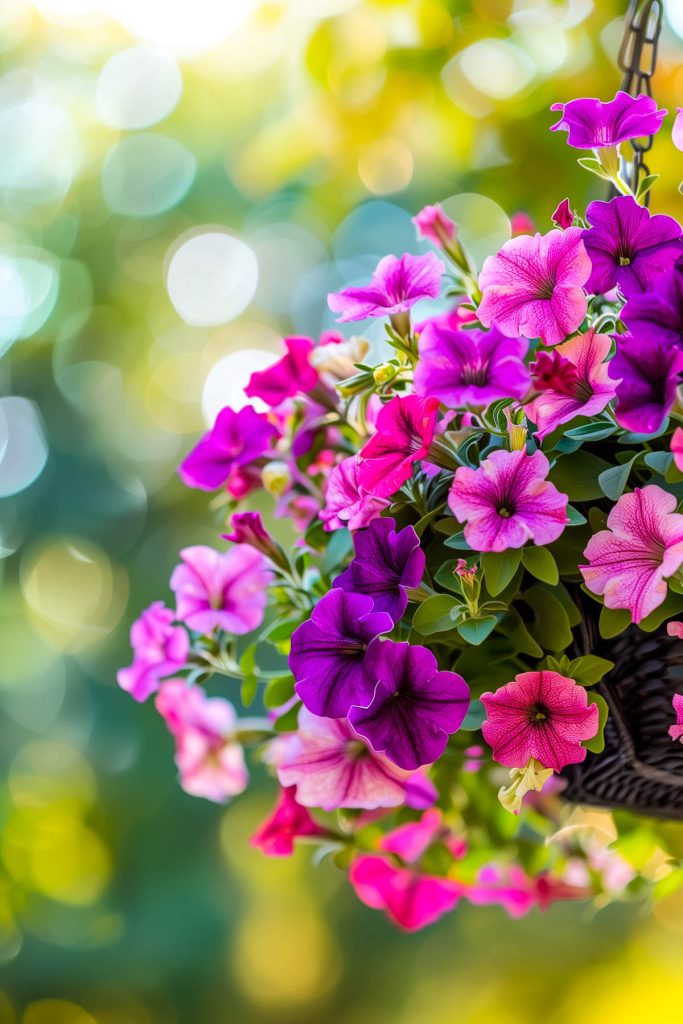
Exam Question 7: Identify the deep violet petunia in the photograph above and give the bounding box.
[289,589,392,718]
[249,786,328,857]
[412,204,456,248]
[244,336,319,407]
[358,394,439,497]
[549,92,667,149]
[582,195,683,296]
[117,601,189,702]
[608,334,683,435]
[349,854,462,932]
[477,228,591,347]
[170,545,270,635]
[448,448,568,553]
[348,641,470,770]
[672,427,683,473]
[481,670,599,773]
[620,258,683,349]
[328,252,444,323]
[580,485,683,624]
[414,320,530,407]
[526,329,617,440]
[319,454,390,532]
[267,707,438,811]
[178,405,277,492]
[334,517,425,622]
[551,198,574,229]
[669,694,683,742]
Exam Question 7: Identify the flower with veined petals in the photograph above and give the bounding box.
[334,517,425,623]
[581,485,683,624]
[170,545,270,635]
[481,671,599,773]
[349,855,462,932]
[477,228,591,347]
[178,405,277,492]
[526,329,617,440]
[672,428,683,473]
[412,204,456,248]
[117,602,189,702]
[156,681,248,803]
[669,694,683,742]
[319,454,390,532]
[328,252,444,323]
[549,92,667,149]
[448,448,568,553]
[582,195,683,297]
[358,394,439,497]
[244,337,319,407]
[267,707,437,811]
[414,321,530,408]
[609,334,683,435]
[250,786,328,857]
[620,258,683,349]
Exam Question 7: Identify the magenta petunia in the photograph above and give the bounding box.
[620,258,683,350]
[328,252,444,323]
[117,601,189,703]
[582,195,683,296]
[349,854,461,931]
[244,337,319,407]
[289,589,393,718]
[481,670,599,773]
[170,545,270,635]
[477,228,591,347]
[674,108,683,152]
[155,681,248,803]
[412,204,456,248]
[178,405,277,492]
[319,454,390,532]
[465,863,587,917]
[672,427,683,473]
[669,693,683,743]
[551,198,574,229]
[348,641,470,770]
[358,394,439,497]
[414,320,530,408]
[334,517,425,622]
[249,786,328,857]
[549,92,667,149]
[268,707,438,811]
[609,334,683,435]
[448,448,568,553]
[526,329,617,440]
[581,485,683,624]
[222,510,288,569]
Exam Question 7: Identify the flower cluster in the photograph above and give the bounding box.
[120,93,683,931]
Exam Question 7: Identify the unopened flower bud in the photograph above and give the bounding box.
[373,362,397,386]
[262,460,291,497]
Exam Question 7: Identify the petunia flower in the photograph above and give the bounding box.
[414,320,530,408]
[244,337,319,407]
[412,204,456,248]
[349,854,461,932]
[222,510,289,570]
[289,589,393,718]
[319,454,390,532]
[674,108,683,152]
[526,329,617,440]
[551,198,574,229]
[481,670,599,772]
[465,863,588,917]
[582,195,683,296]
[581,485,683,624]
[549,92,667,149]
[669,693,683,742]
[155,681,248,803]
[358,394,440,497]
[448,448,568,553]
[249,786,328,857]
[117,601,189,702]
[334,517,425,623]
[309,332,369,383]
[672,427,683,473]
[268,707,438,811]
[328,252,444,323]
[477,228,591,347]
[609,334,683,435]
[170,545,270,635]
[348,640,470,770]
[178,405,277,492]
[620,257,683,349]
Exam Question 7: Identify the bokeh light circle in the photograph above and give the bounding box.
[166,231,259,326]
[202,348,276,423]
[101,133,196,217]
[97,46,182,130]
[0,397,48,497]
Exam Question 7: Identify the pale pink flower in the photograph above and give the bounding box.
[319,454,389,532]
[170,545,270,635]
[669,693,683,742]
[117,602,189,703]
[448,448,568,552]
[581,485,683,624]
[477,228,591,347]
[412,204,456,248]
[672,427,683,472]
[156,681,248,803]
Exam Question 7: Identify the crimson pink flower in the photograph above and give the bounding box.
[481,670,599,772]
[328,252,444,323]
[551,198,574,229]
[549,92,667,149]
[249,786,328,857]
[672,428,683,472]
[412,204,456,248]
[477,228,591,347]
[669,693,683,743]
[448,448,568,553]
[244,337,319,407]
[581,485,683,624]
[526,329,617,440]
[319,454,389,533]
[117,601,189,702]
[349,854,461,932]
[178,405,277,492]
[359,394,439,497]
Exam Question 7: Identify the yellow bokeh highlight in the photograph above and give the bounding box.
[358,136,414,194]
[22,1001,97,1024]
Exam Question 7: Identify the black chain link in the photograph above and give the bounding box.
[616,0,663,203]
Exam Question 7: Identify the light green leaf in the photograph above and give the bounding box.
[457,615,497,646]
[598,605,631,639]
[583,692,609,753]
[522,546,559,585]
[481,548,522,596]
[413,594,460,635]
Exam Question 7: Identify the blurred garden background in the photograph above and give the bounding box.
[0,1,682,1021]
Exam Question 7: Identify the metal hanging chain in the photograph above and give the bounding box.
[616,0,664,201]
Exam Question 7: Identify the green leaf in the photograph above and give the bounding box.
[643,451,672,475]
[460,698,486,730]
[577,156,610,179]
[583,692,609,753]
[523,585,573,651]
[412,594,460,635]
[522,546,559,585]
[568,655,614,685]
[481,548,522,596]
[444,531,472,550]
[639,591,683,632]
[239,643,257,674]
[260,617,304,646]
[564,421,617,442]
[636,172,659,199]
[548,450,612,500]
[598,455,640,500]
[457,615,497,646]
[414,505,445,538]
[588,506,608,531]
[565,505,588,526]
[273,701,301,733]
[497,606,543,658]
[321,527,352,575]
[599,605,631,639]
[263,675,295,709]
[240,673,258,708]
[434,560,467,594]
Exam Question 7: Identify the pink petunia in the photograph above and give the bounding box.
[464,863,588,917]
[674,108,683,152]
[477,228,591,347]
[117,601,189,703]
[448,448,568,552]
[669,693,683,742]
[250,786,328,857]
[156,681,248,803]
[358,394,440,498]
[412,204,456,248]
[178,405,277,493]
[349,855,461,931]
[267,707,437,812]
[319,454,390,532]
[170,545,270,635]
[481,670,599,773]
[244,337,319,407]
[672,427,683,473]
[581,485,683,624]
[526,329,617,440]
[328,252,444,323]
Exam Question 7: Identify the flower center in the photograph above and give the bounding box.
[461,358,490,387]
[529,701,550,724]
[345,740,367,760]
[618,254,632,266]
[498,507,512,518]
[537,275,556,300]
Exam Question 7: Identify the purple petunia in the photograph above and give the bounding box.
[289,589,392,718]
[609,334,683,435]
[582,195,683,296]
[328,252,444,323]
[178,405,277,492]
[549,92,667,149]
[620,258,683,349]
[334,517,425,623]
[348,640,470,770]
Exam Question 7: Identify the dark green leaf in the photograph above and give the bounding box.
[548,451,612,500]
[481,548,522,596]
[598,455,639,500]
[599,605,631,639]
[583,692,609,753]
[434,560,467,594]
[522,546,559,585]
[568,655,614,685]
[523,585,573,651]
[564,422,617,442]
[444,531,472,550]
[639,591,683,632]
[497,606,543,658]
[457,615,497,645]
[643,451,672,475]
[414,505,446,538]
[321,527,353,574]
[412,594,460,635]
